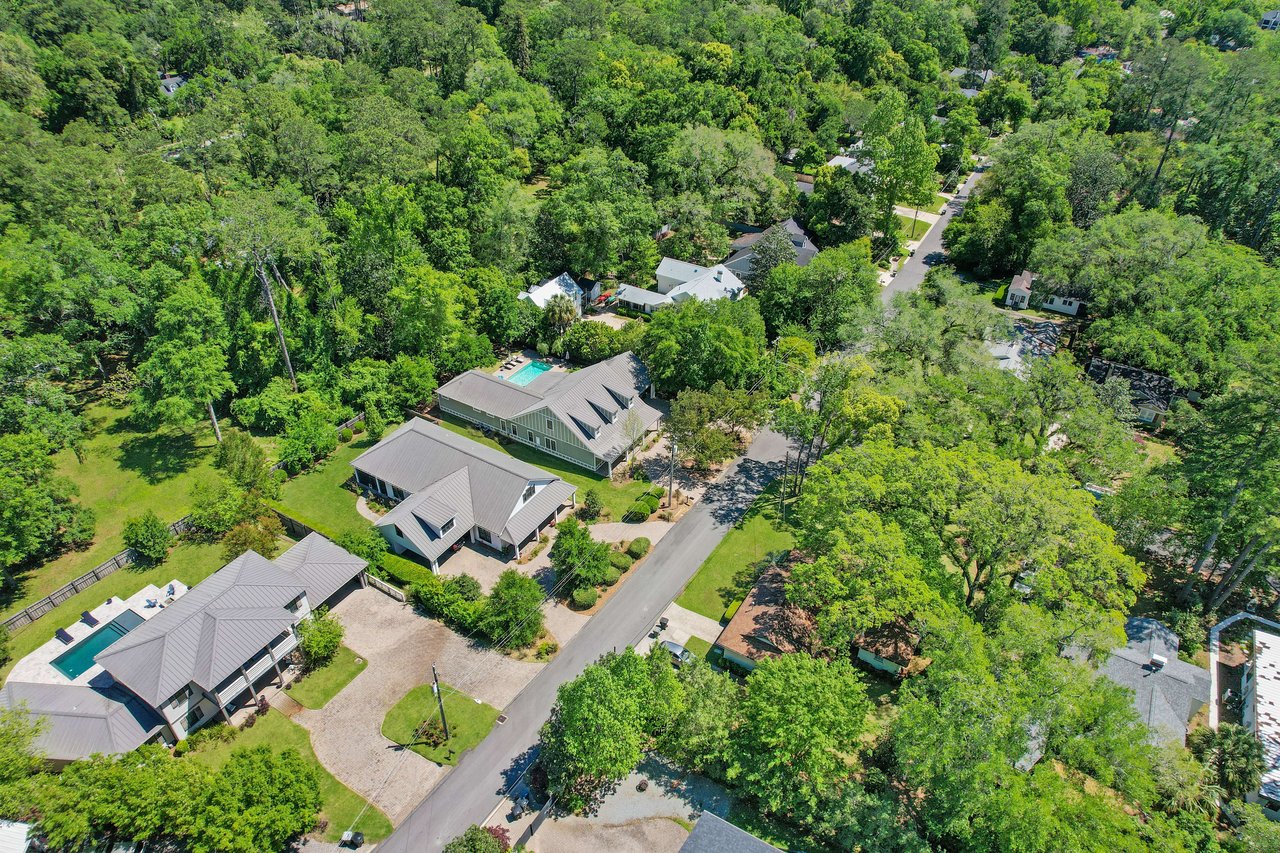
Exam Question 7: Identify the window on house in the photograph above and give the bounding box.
[523,484,536,502]
[509,423,517,435]
[441,518,455,534]
[394,525,405,539]
[187,704,205,728]
[477,527,493,544]
[528,431,534,442]
[546,438,557,452]
[546,417,554,432]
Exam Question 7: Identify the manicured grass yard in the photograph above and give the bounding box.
[0,540,228,683]
[676,482,795,621]
[684,635,713,662]
[269,438,377,538]
[382,682,500,765]
[2,403,223,622]
[895,212,932,241]
[186,709,393,842]
[285,645,367,710]
[436,414,650,520]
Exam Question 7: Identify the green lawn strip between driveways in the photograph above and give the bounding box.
[2,402,224,623]
[0,540,228,683]
[381,682,500,765]
[683,635,713,662]
[435,414,650,520]
[285,644,367,710]
[185,709,392,842]
[676,481,795,621]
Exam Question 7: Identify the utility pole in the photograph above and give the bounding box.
[667,438,677,509]
[432,664,450,741]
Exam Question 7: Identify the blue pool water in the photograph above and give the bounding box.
[52,609,145,680]
[507,360,552,386]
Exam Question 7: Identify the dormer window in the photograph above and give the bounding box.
[523,484,536,502]
[440,518,455,535]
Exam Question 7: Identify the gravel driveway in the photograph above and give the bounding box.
[290,589,543,825]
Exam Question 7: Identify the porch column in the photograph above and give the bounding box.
[359,570,368,588]
[219,701,231,723]
[267,644,284,686]
[240,665,255,708]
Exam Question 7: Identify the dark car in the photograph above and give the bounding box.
[661,640,693,666]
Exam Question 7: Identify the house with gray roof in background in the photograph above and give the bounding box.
[1095,617,1210,747]
[1,534,369,761]
[722,218,819,281]
[435,351,662,475]
[351,419,578,569]
[680,812,782,853]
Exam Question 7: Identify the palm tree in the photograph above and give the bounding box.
[1192,723,1265,801]
[543,292,578,338]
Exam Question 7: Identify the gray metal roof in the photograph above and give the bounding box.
[353,419,576,549]
[614,283,672,308]
[95,538,366,707]
[0,681,164,762]
[1097,617,1209,746]
[667,265,744,303]
[680,813,781,853]
[437,352,661,459]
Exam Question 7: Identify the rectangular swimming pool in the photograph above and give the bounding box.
[52,609,145,680]
[506,360,552,386]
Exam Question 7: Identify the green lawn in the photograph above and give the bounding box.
[895,212,932,241]
[185,709,392,842]
[436,414,650,520]
[934,192,951,212]
[2,402,223,622]
[285,645,367,709]
[269,438,377,538]
[381,682,500,765]
[676,482,795,621]
[1,540,228,683]
[684,635,713,662]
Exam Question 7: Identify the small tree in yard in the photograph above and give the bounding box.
[579,487,604,521]
[337,528,389,574]
[1189,722,1266,801]
[221,514,284,561]
[297,607,343,670]
[480,570,544,649]
[123,510,174,564]
[548,517,610,593]
[443,824,508,853]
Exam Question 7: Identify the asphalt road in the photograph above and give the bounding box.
[378,428,792,853]
[880,165,986,305]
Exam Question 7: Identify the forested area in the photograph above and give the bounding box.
[2,0,1280,849]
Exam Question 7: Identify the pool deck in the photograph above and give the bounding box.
[8,580,189,687]
[492,349,569,382]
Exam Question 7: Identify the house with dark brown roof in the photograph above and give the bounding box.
[711,566,812,672]
[855,617,929,678]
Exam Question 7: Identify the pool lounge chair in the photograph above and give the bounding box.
[55,629,74,645]
[166,583,176,597]
[80,611,99,627]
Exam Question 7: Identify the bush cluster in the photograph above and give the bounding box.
[601,566,621,586]
[609,551,634,571]
[570,587,598,610]
[411,569,545,650]
[626,537,651,559]
[123,510,174,564]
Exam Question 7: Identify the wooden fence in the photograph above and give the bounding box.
[2,517,193,634]
[4,413,368,635]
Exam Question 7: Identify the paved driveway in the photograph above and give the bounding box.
[881,165,985,305]
[290,589,543,825]
[378,428,791,853]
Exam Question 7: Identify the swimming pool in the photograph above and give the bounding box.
[506,360,552,386]
[51,609,145,680]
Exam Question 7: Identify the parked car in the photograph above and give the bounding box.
[661,640,693,666]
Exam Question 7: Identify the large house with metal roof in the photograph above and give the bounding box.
[350,419,578,569]
[0,534,368,763]
[434,351,662,474]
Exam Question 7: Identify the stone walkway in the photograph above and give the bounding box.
[355,495,381,523]
[290,589,543,826]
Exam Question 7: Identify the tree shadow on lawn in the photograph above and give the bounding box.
[114,425,209,484]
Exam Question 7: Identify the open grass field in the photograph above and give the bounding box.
[381,682,500,765]
[186,709,393,842]
[436,414,650,520]
[0,540,228,683]
[2,403,223,622]
[269,437,376,538]
[895,212,932,241]
[676,482,795,621]
[285,644,367,710]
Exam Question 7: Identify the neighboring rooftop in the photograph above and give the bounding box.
[436,352,662,459]
[1095,617,1209,746]
[656,257,708,285]
[667,264,744,303]
[614,283,674,309]
[723,218,819,279]
[519,272,582,311]
[988,319,1062,377]
[1250,629,1280,801]
[713,564,812,667]
[679,812,782,853]
[0,820,30,853]
[95,535,366,707]
[0,680,166,763]
[857,617,929,674]
[1085,357,1184,416]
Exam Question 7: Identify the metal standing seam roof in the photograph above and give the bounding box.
[680,812,782,853]
[519,272,582,310]
[95,540,367,707]
[352,419,577,549]
[0,681,165,763]
[1250,629,1280,800]
[667,265,744,303]
[437,352,662,459]
[614,283,673,308]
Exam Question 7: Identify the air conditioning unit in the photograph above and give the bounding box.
[1150,654,1168,670]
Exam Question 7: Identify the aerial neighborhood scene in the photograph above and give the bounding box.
[4,1,1280,852]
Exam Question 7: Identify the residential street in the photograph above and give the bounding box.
[879,165,986,305]
[377,428,792,853]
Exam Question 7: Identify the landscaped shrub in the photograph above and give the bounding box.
[570,587,598,610]
[536,641,559,661]
[645,486,665,500]
[609,551,634,571]
[412,575,484,631]
[297,607,344,670]
[339,428,353,443]
[479,570,545,650]
[626,537,651,559]
[174,722,236,756]
[578,487,603,521]
[221,513,284,561]
[123,510,174,564]
[352,420,366,434]
[623,499,652,522]
[601,566,621,586]
[188,478,255,536]
[385,554,435,588]
[446,574,484,602]
[723,600,742,621]
[337,528,389,574]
